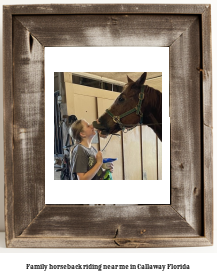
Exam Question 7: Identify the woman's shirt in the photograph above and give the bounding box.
[70,144,104,180]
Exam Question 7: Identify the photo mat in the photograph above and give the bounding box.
[46,47,170,204]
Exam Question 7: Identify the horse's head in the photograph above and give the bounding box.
[93,72,148,135]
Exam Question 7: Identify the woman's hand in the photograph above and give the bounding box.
[96,151,103,166]
[108,163,114,173]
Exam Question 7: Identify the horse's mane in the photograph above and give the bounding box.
[145,85,162,119]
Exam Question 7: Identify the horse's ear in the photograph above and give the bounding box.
[135,72,147,86]
[127,75,134,83]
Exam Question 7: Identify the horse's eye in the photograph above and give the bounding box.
[118,96,125,102]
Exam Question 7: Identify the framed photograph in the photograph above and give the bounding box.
[48,47,170,204]
[3,4,213,247]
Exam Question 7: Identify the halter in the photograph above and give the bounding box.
[105,85,145,132]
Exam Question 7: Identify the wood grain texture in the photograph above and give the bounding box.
[3,4,212,248]
[201,6,213,244]
[170,17,202,235]
[202,6,212,128]
[16,15,198,47]
[3,6,14,247]
[13,17,45,237]
[7,236,212,248]
[203,125,213,243]
[20,205,198,238]
[4,4,207,15]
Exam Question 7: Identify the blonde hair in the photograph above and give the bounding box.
[69,119,84,143]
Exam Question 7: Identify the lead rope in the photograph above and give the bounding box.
[101,134,120,152]
[101,134,113,152]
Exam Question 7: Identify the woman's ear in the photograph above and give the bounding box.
[80,131,86,139]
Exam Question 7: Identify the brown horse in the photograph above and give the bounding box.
[93,72,162,141]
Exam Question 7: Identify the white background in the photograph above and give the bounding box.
[0,0,216,277]
[45,47,170,204]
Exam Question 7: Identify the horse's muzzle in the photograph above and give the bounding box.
[92,121,109,135]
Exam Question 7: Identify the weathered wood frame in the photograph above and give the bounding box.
[3,4,212,248]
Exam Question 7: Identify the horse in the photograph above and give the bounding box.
[92,72,162,141]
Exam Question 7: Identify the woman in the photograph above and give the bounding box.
[69,119,113,180]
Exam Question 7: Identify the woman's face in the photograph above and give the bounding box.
[80,120,96,139]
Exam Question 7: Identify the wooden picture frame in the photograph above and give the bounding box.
[3,4,213,248]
